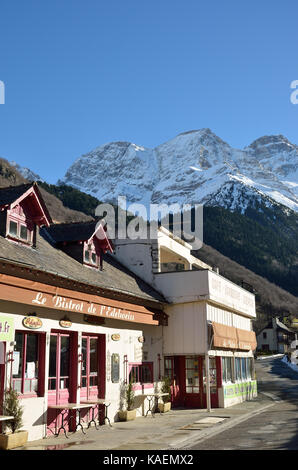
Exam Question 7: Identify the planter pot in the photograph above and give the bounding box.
[0,430,28,450]
[158,402,171,413]
[118,409,137,421]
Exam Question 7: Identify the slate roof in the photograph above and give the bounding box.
[44,221,98,243]
[0,183,33,206]
[0,229,165,305]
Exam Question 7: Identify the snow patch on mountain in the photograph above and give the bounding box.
[10,161,43,182]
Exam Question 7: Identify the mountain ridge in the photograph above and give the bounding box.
[61,129,298,214]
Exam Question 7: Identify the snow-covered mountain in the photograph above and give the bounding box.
[10,161,43,182]
[62,129,298,214]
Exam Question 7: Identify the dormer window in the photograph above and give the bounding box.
[7,214,34,245]
[84,241,98,268]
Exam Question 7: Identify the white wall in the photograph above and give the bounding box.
[154,270,256,319]
[207,304,252,330]
[163,302,207,355]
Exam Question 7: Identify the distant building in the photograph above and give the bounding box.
[257,317,297,358]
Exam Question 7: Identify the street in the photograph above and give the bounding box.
[188,356,298,450]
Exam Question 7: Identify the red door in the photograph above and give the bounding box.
[169,355,219,409]
[47,332,75,434]
[80,334,106,425]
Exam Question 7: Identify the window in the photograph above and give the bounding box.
[128,363,153,389]
[222,357,233,383]
[241,357,247,380]
[83,242,98,267]
[185,356,200,394]
[263,332,267,339]
[235,357,242,381]
[203,357,217,393]
[164,357,174,380]
[12,331,43,396]
[84,250,90,263]
[81,336,99,389]
[9,220,18,237]
[233,357,254,382]
[7,217,33,244]
[20,224,29,241]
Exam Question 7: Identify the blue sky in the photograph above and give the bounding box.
[0,0,298,183]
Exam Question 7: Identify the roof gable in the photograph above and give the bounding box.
[0,182,52,226]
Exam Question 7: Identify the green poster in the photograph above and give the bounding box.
[0,316,14,342]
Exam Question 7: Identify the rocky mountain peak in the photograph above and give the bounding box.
[60,129,298,213]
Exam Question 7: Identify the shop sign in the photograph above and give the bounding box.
[59,318,72,328]
[31,292,137,322]
[23,316,43,330]
[111,334,120,341]
[0,315,14,342]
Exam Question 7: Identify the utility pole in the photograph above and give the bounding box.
[205,318,211,412]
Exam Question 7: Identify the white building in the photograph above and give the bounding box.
[114,226,257,409]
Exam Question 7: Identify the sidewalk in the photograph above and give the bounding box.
[15,393,275,451]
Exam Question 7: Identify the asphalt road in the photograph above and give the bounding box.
[189,357,298,451]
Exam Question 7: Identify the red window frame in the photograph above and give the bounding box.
[12,331,45,398]
[128,362,154,390]
[80,335,99,391]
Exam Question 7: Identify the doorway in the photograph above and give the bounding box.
[47,331,77,434]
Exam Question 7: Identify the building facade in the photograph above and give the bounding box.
[113,227,258,410]
[0,184,166,441]
[0,183,258,442]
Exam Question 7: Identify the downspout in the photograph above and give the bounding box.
[205,319,213,413]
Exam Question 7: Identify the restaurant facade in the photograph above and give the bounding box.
[0,183,166,441]
[0,183,258,442]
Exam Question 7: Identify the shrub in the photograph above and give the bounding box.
[3,388,23,434]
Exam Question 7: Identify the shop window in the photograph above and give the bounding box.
[241,358,247,380]
[234,357,253,382]
[222,357,233,383]
[185,356,200,394]
[128,363,153,389]
[234,357,242,381]
[12,331,43,396]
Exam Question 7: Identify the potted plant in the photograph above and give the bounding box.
[118,381,136,421]
[159,376,172,413]
[0,388,28,450]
